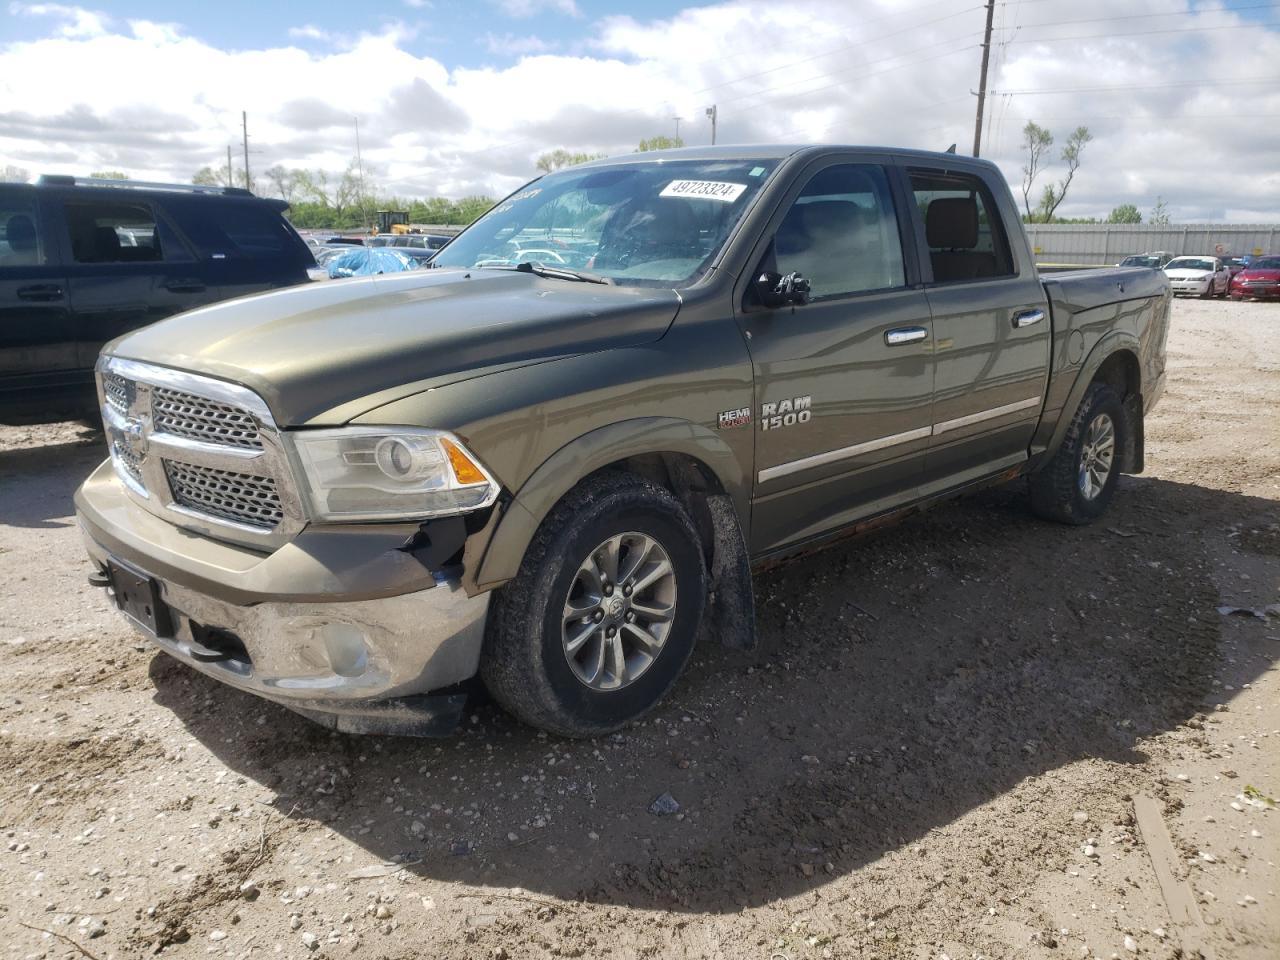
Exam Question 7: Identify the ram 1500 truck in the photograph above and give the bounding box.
[75,146,1171,737]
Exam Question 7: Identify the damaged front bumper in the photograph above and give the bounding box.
[75,460,490,736]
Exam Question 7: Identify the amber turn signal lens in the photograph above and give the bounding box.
[441,437,487,485]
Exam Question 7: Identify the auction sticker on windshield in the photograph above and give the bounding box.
[660,180,747,202]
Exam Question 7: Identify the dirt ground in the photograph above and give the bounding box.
[1,297,1277,960]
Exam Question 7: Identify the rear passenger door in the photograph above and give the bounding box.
[739,159,935,555]
[905,166,1051,492]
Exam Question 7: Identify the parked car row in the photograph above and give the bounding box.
[1114,250,1276,301]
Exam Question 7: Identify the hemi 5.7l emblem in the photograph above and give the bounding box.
[718,407,752,429]
[760,395,812,431]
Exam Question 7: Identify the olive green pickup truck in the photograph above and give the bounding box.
[75,146,1171,737]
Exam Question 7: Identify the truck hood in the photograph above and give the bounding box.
[107,269,681,425]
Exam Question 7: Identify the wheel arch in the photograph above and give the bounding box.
[1041,333,1145,474]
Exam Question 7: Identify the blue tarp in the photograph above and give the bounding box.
[327,246,418,278]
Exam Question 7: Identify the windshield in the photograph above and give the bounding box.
[1121,255,1159,267]
[431,158,779,286]
[1166,258,1214,272]
[1250,256,1280,270]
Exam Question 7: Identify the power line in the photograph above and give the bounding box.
[998,1,1279,29]
[990,76,1280,96]
[1003,19,1280,44]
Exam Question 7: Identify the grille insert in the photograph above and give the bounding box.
[112,440,143,486]
[152,387,263,450]
[103,373,129,416]
[164,461,283,529]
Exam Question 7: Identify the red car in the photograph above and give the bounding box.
[1230,255,1280,301]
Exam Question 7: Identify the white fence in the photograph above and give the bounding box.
[1024,224,1280,265]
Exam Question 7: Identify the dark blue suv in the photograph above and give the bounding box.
[0,176,314,425]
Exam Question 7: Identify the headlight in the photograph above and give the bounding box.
[288,427,499,521]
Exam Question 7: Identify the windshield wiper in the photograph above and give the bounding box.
[489,260,612,285]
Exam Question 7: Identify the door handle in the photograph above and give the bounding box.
[163,279,206,293]
[16,284,64,302]
[884,326,929,346]
[1013,308,1045,328]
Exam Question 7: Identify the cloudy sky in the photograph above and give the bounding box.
[2,0,1278,221]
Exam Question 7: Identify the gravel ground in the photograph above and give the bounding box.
[1,296,1277,960]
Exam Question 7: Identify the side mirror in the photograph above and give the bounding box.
[755,271,811,308]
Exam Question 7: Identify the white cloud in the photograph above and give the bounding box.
[482,32,556,56]
[495,0,579,19]
[8,2,109,37]
[403,0,432,7]
[1,1,1277,220]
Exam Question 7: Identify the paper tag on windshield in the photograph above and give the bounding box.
[660,180,747,203]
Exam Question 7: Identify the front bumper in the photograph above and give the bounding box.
[1232,282,1280,299]
[76,460,490,735]
[1169,278,1211,295]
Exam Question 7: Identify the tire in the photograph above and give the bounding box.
[1029,383,1126,525]
[480,472,707,738]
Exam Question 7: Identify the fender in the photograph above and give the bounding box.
[472,416,749,591]
[1037,329,1143,469]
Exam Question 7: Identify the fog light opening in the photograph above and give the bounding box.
[320,623,370,678]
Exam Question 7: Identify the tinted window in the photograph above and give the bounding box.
[774,164,905,299]
[170,201,297,259]
[64,200,161,264]
[909,170,1014,283]
[0,191,43,267]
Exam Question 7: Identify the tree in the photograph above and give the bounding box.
[193,162,233,187]
[1149,196,1171,226]
[1036,125,1092,223]
[455,196,495,224]
[1020,121,1053,222]
[89,170,129,180]
[1107,203,1142,224]
[637,135,684,152]
[0,164,29,183]
[263,165,300,203]
[535,149,605,173]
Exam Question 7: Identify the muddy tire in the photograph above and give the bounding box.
[480,472,706,738]
[1029,383,1126,525]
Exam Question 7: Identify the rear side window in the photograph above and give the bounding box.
[64,200,162,264]
[0,191,44,267]
[773,163,906,300]
[168,201,301,260]
[909,170,1014,283]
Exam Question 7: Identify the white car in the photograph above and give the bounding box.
[1163,255,1230,298]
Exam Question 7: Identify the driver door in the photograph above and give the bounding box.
[737,159,935,555]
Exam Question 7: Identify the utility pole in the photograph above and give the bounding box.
[226,145,233,189]
[705,105,717,146]
[671,116,683,140]
[354,117,368,232]
[972,0,996,157]
[241,111,251,191]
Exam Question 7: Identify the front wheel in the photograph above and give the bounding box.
[1029,383,1126,525]
[480,472,706,737]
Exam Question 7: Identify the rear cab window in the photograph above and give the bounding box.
[909,169,1015,284]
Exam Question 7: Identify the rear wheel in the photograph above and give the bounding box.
[1029,383,1125,525]
[480,472,706,737]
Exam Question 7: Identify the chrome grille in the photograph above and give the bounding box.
[152,386,263,450]
[164,461,284,529]
[111,439,143,486]
[103,373,129,416]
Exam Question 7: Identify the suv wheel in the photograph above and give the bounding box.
[481,472,706,737]
[1029,383,1125,525]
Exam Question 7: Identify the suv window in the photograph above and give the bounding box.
[0,193,43,267]
[909,170,1014,283]
[774,163,906,299]
[65,200,161,264]
[168,201,297,260]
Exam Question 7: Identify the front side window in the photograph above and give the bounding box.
[64,201,160,264]
[0,192,43,267]
[773,163,906,299]
[431,158,779,287]
[910,170,1015,283]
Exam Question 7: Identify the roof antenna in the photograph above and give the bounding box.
[944,143,957,154]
